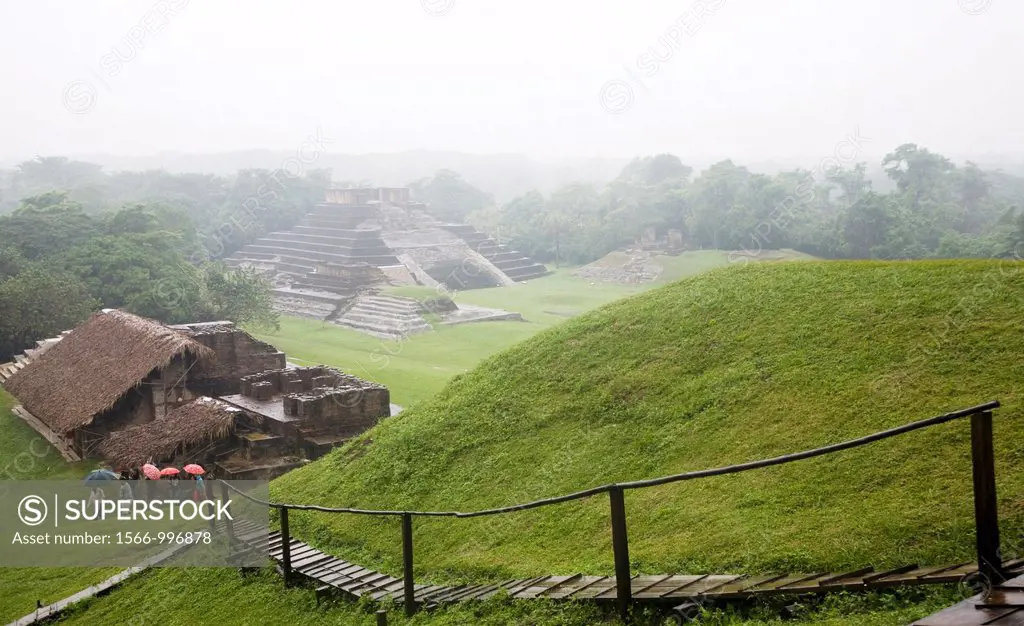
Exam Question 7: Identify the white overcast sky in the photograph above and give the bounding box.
[0,0,1019,161]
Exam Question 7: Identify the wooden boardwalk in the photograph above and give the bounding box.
[232,525,1024,610]
[913,573,1024,625]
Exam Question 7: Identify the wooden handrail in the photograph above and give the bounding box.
[221,401,999,517]
[217,400,1003,624]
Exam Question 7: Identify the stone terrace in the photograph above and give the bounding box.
[218,366,390,467]
[226,203,403,282]
[332,294,432,339]
[441,223,550,282]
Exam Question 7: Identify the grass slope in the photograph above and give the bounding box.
[272,260,1024,584]
[0,389,117,624]
[50,566,961,626]
[257,254,812,407]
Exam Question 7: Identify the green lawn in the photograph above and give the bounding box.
[0,389,118,624]
[7,252,987,625]
[257,270,645,407]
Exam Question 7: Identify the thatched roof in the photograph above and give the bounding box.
[97,397,244,467]
[3,310,213,433]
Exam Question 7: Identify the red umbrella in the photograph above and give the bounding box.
[141,464,161,480]
[184,464,205,476]
[160,467,180,477]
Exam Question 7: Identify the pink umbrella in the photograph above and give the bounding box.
[141,464,161,480]
[160,467,180,477]
[183,464,205,476]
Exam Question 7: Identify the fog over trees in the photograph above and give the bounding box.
[2,1,1023,361]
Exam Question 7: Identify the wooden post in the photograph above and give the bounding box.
[609,486,632,623]
[971,411,1003,583]
[219,481,235,547]
[280,506,292,587]
[376,609,388,626]
[402,513,416,616]
[204,478,215,532]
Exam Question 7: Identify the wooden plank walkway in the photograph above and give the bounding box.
[248,526,1024,609]
[913,571,1024,625]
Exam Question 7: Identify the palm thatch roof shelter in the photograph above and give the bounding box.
[3,309,213,433]
[97,397,249,467]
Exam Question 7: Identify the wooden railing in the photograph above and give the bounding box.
[221,400,1005,622]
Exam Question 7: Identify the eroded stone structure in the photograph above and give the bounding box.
[170,321,286,396]
[224,187,547,336]
[218,366,390,475]
[0,311,390,478]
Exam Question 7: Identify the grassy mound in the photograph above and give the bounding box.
[0,389,116,624]
[273,260,1024,581]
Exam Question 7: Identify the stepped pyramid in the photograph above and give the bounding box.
[224,187,545,335]
[226,187,549,291]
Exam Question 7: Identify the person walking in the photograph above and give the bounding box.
[193,473,205,502]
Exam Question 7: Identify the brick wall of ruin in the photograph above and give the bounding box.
[189,330,286,396]
[313,262,388,285]
[239,366,390,439]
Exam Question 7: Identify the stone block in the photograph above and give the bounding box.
[252,381,273,401]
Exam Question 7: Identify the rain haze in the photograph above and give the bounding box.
[0,0,1021,163]
[5,3,1024,625]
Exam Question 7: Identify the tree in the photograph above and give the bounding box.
[410,170,494,223]
[0,247,27,281]
[827,162,871,206]
[616,154,692,186]
[197,264,280,330]
[0,266,99,360]
[685,160,750,249]
[3,157,108,214]
[837,192,896,258]
[59,231,187,309]
[0,193,100,260]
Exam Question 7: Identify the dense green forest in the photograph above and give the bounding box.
[0,158,334,359]
[2,144,1023,361]
[468,144,1024,265]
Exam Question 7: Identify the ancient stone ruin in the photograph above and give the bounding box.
[0,310,390,479]
[225,186,542,337]
[215,366,390,477]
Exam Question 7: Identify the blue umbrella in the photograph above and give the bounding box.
[84,469,119,483]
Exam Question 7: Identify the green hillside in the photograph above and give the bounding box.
[0,390,117,625]
[257,253,815,407]
[272,260,1024,583]
[8,259,1023,625]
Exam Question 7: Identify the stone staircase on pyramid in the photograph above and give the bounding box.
[0,331,71,385]
[440,223,550,282]
[331,295,432,339]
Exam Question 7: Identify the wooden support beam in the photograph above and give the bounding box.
[609,486,632,623]
[402,513,416,616]
[280,507,292,586]
[970,411,1003,584]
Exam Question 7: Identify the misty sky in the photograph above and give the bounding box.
[0,0,1020,162]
